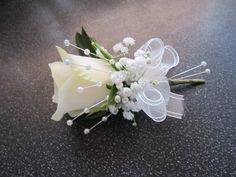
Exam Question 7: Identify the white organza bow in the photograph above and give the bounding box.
[135,38,184,122]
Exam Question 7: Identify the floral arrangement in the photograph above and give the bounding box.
[49,28,210,134]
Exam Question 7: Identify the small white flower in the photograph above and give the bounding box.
[138,79,148,88]
[120,46,129,54]
[130,82,142,93]
[111,71,127,85]
[113,43,124,53]
[135,56,147,70]
[109,59,115,65]
[119,57,129,66]
[134,49,146,57]
[109,105,118,115]
[115,62,123,70]
[123,111,134,121]
[115,95,121,103]
[123,87,132,97]
[131,102,141,112]
[116,82,123,90]
[119,71,127,81]
[123,37,135,47]
[121,104,130,111]
[146,57,151,64]
[129,92,136,100]
[126,73,138,82]
[122,101,134,111]
[125,59,136,72]
[122,97,129,104]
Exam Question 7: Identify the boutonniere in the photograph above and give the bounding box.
[49,27,210,134]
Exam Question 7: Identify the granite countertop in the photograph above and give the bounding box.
[0,0,235,176]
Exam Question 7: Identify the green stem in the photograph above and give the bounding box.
[169,79,205,86]
[113,53,126,59]
[91,41,114,59]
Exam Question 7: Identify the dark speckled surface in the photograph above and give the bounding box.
[0,0,236,176]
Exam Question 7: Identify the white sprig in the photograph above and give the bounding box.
[120,46,129,54]
[113,43,124,53]
[109,105,119,115]
[123,111,134,121]
[123,37,135,47]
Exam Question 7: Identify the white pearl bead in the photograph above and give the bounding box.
[84,107,90,113]
[77,86,84,93]
[84,128,90,134]
[123,87,132,97]
[116,83,123,90]
[132,122,137,127]
[205,69,211,74]
[115,62,122,70]
[201,61,207,66]
[115,95,121,103]
[64,39,70,46]
[96,81,102,87]
[64,59,71,65]
[102,116,108,122]
[66,120,73,126]
[109,59,115,65]
[84,49,90,55]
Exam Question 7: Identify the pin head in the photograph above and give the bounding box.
[64,59,71,65]
[109,59,115,65]
[84,108,90,113]
[77,86,84,93]
[67,120,73,126]
[205,69,211,74]
[201,61,207,66]
[96,81,102,87]
[64,39,70,46]
[102,116,108,122]
[84,49,90,55]
[84,128,90,134]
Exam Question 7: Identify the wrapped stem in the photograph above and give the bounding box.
[169,79,205,86]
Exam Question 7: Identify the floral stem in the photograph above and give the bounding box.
[91,40,114,59]
[169,79,205,86]
[113,53,126,59]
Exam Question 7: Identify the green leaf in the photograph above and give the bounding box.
[81,27,97,54]
[106,84,112,90]
[75,27,98,57]
[91,38,114,59]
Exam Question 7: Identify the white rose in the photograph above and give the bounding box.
[49,46,113,121]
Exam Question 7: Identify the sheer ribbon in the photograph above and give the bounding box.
[136,38,184,122]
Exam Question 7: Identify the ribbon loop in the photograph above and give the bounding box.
[136,85,167,122]
[161,45,179,70]
[136,39,184,122]
[139,38,164,66]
